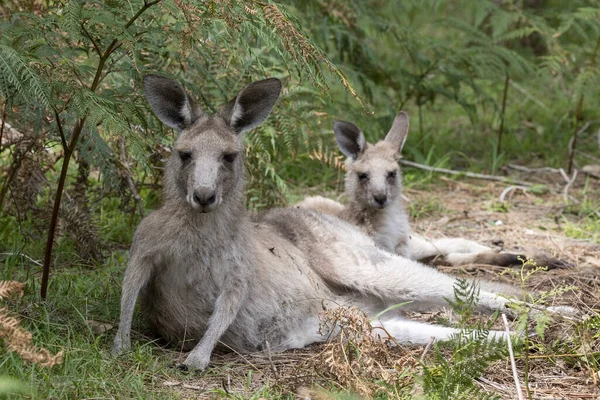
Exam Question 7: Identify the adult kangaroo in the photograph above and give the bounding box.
[297,112,571,270]
[112,76,566,371]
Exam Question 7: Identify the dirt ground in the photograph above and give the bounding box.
[163,172,600,399]
[406,174,600,400]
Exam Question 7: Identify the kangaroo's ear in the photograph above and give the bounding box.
[384,111,409,157]
[221,78,282,134]
[143,74,202,132]
[334,121,366,160]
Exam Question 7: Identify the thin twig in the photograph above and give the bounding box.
[497,73,510,157]
[0,96,8,151]
[0,252,43,267]
[81,20,103,57]
[420,336,435,362]
[502,313,525,400]
[508,80,549,111]
[265,340,279,379]
[399,160,533,187]
[506,164,563,174]
[562,169,578,204]
[499,185,528,202]
[52,108,68,150]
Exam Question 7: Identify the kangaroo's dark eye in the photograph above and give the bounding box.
[223,152,238,163]
[178,151,192,163]
[358,172,369,182]
[387,170,397,179]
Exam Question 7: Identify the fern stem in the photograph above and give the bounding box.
[523,313,532,400]
[497,72,510,159]
[0,95,8,152]
[567,34,600,174]
[567,94,585,175]
[418,98,424,155]
[40,0,162,300]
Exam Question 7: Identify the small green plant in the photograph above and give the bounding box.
[421,278,507,400]
[408,197,446,220]
[485,200,512,213]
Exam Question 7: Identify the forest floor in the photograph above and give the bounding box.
[2,171,599,399]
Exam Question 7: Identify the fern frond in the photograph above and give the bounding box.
[0,43,51,108]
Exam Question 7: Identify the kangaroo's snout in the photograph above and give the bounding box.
[190,185,219,212]
[373,193,388,208]
[193,187,216,206]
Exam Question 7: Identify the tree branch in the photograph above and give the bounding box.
[399,159,534,187]
[81,20,103,57]
[52,108,68,150]
[40,0,162,300]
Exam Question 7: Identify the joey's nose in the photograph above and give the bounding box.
[373,194,387,206]
[193,188,216,206]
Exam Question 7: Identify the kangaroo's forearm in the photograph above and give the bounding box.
[113,257,153,353]
[183,271,249,369]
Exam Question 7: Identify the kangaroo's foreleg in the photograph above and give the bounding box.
[112,253,154,355]
[182,263,249,371]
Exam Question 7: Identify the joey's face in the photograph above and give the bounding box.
[334,112,409,212]
[171,117,242,213]
[346,142,402,210]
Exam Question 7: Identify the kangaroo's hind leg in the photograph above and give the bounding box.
[372,317,508,344]
[325,245,514,315]
[408,235,527,267]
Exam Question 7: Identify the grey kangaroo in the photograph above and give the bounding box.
[297,112,571,269]
[112,76,572,371]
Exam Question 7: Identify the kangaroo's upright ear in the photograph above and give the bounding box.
[384,111,409,157]
[334,121,366,160]
[221,78,282,134]
[143,74,202,132]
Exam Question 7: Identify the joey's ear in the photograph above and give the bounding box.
[334,121,366,160]
[384,111,409,156]
[143,74,201,132]
[222,78,282,134]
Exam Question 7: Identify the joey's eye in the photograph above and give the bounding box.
[178,151,192,163]
[358,172,369,182]
[387,170,397,179]
[223,152,238,163]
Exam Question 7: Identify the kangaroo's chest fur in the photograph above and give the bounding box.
[138,208,250,348]
[342,198,412,255]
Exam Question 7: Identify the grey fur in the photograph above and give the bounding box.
[113,78,573,371]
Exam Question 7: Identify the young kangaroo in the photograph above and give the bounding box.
[112,76,570,371]
[297,112,571,269]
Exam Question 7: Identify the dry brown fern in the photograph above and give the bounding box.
[298,306,419,398]
[59,192,104,265]
[0,280,63,367]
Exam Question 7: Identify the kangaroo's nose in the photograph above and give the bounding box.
[373,194,387,206]
[193,188,216,206]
